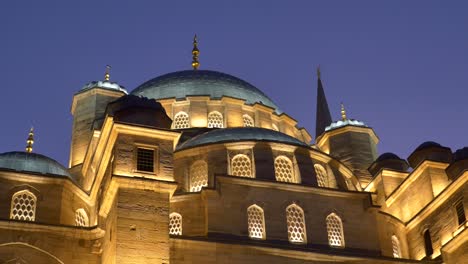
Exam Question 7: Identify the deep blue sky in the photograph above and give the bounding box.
[0,1,466,166]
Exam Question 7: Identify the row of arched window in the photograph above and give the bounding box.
[173,111,259,129]
[8,189,89,227]
[169,204,345,247]
[188,157,331,192]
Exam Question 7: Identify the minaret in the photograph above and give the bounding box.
[315,66,332,138]
[25,127,34,153]
[192,34,200,70]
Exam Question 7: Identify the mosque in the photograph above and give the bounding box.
[0,36,466,263]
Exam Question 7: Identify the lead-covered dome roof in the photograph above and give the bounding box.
[0,151,71,177]
[131,70,281,113]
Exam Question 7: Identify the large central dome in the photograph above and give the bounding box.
[131,70,281,113]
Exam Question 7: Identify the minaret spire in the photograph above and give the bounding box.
[104,65,111,81]
[25,127,34,153]
[192,34,200,70]
[315,66,332,139]
[341,102,347,121]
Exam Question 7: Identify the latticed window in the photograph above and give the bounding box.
[190,160,208,192]
[75,208,89,227]
[286,204,306,244]
[10,190,36,221]
[326,213,345,247]
[137,148,154,172]
[247,205,266,240]
[169,212,182,235]
[314,164,328,187]
[392,235,402,258]
[207,111,224,128]
[455,200,466,226]
[173,111,190,129]
[243,114,254,127]
[231,154,253,177]
[275,156,295,183]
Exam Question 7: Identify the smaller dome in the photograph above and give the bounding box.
[368,152,409,176]
[325,119,367,132]
[80,80,128,94]
[176,127,309,151]
[0,152,71,178]
[415,141,442,152]
[408,141,452,168]
[453,147,468,162]
[376,152,401,162]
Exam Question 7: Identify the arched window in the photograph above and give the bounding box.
[10,190,36,221]
[272,123,279,131]
[392,235,402,258]
[314,164,328,187]
[247,205,266,240]
[169,212,182,235]
[286,204,307,244]
[75,208,89,227]
[190,160,208,192]
[326,213,345,247]
[274,156,295,183]
[173,111,190,129]
[243,114,254,127]
[423,229,433,257]
[231,154,253,178]
[207,111,224,128]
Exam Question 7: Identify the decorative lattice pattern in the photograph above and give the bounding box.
[326,213,345,247]
[275,156,295,183]
[247,205,265,239]
[173,111,190,129]
[75,208,89,227]
[243,114,254,127]
[169,213,182,235]
[231,154,253,177]
[190,160,208,192]
[286,204,306,243]
[392,235,401,258]
[207,111,224,128]
[272,123,279,131]
[314,164,328,187]
[137,148,154,172]
[10,190,36,221]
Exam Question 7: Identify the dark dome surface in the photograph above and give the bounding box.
[131,70,281,113]
[415,141,442,152]
[454,147,468,162]
[0,151,71,177]
[176,127,309,151]
[376,152,401,162]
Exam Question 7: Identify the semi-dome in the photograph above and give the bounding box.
[176,127,309,151]
[0,151,71,178]
[131,70,281,113]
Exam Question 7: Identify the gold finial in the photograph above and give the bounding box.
[25,127,34,153]
[192,34,200,70]
[104,65,111,81]
[317,65,321,79]
[340,102,347,121]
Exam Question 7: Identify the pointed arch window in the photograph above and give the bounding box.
[286,204,307,244]
[169,212,182,235]
[190,160,208,192]
[326,213,345,247]
[10,190,36,221]
[231,154,253,178]
[314,164,328,187]
[173,111,190,129]
[274,156,295,183]
[75,208,89,227]
[423,229,433,257]
[392,235,402,258]
[243,114,254,127]
[247,204,266,240]
[207,111,224,128]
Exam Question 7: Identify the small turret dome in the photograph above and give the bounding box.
[408,141,452,168]
[376,152,401,162]
[81,80,128,94]
[414,141,442,152]
[0,151,71,178]
[446,147,468,181]
[368,152,409,176]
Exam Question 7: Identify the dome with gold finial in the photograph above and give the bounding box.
[80,65,128,94]
[325,103,367,132]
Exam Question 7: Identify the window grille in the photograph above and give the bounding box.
[247,205,266,239]
[286,204,307,243]
[231,154,253,177]
[314,164,328,187]
[75,208,89,227]
[243,114,254,127]
[392,235,402,258]
[207,111,224,128]
[10,190,36,221]
[455,200,466,226]
[190,160,208,192]
[137,148,154,172]
[173,111,190,129]
[326,213,345,247]
[275,156,295,183]
[169,213,182,235]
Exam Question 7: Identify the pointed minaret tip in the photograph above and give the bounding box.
[341,102,347,121]
[104,65,111,81]
[317,65,321,79]
[192,34,200,70]
[25,127,34,153]
[315,68,332,139]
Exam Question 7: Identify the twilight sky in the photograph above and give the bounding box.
[0,1,466,166]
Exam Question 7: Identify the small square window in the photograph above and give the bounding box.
[136,148,154,173]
